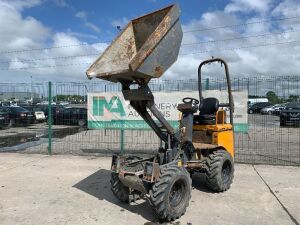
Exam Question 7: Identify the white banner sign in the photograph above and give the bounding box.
[88,90,248,132]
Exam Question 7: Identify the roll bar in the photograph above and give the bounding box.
[198,58,234,125]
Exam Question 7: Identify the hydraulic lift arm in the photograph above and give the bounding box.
[121,82,179,148]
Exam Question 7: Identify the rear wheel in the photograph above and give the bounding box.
[249,109,253,114]
[78,119,86,127]
[149,163,191,222]
[110,172,142,203]
[205,149,234,192]
[280,118,286,127]
[8,119,15,127]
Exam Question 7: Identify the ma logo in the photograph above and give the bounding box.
[93,96,126,117]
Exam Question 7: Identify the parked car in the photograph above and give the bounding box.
[0,101,17,106]
[22,106,46,122]
[0,107,10,128]
[261,104,285,115]
[58,101,69,106]
[53,107,87,126]
[273,104,285,115]
[248,98,269,106]
[260,105,274,114]
[3,106,35,126]
[248,102,272,114]
[39,105,65,120]
[280,102,300,127]
[37,101,56,105]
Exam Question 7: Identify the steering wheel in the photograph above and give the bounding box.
[182,97,199,105]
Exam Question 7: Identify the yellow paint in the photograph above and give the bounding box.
[192,123,235,158]
[178,112,182,121]
[177,160,182,167]
[213,129,234,158]
[193,124,233,132]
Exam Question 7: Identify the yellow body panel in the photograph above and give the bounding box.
[213,129,234,157]
[192,124,235,158]
[193,124,232,132]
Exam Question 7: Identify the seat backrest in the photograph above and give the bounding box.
[199,98,219,115]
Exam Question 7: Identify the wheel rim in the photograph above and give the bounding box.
[222,160,232,184]
[169,179,186,208]
[78,120,85,126]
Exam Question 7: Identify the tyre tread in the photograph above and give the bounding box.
[110,172,142,203]
[149,163,192,222]
[205,149,234,192]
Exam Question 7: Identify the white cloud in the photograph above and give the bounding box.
[9,31,108,81]
[272,0,300,17]
[34,32,107,80]
[84,22,101,33]
[1,0,300,84]
[75,10,101,33]
[4,31,108,82]
[8,57,29,70]
[65,29,99,40]
[182,11,241,44]
[272,0,300,30]
[164,0,300,81]
[52,0,68,8]
[111,17,129,29]
[0,0,42,11]
[0,1,49,53]
[75,11,87,20]
[225,0,273,14]
[0,1,106,82]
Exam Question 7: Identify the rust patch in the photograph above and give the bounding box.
[153,15,170,39]
[126,36,136,59]
[133,15,171,68]
[154,66,164,76]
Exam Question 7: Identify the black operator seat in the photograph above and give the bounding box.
[195,97,219,125]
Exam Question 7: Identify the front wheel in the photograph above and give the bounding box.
[205,149,234,192]
[110,172,142,203]
[149,163,191,222]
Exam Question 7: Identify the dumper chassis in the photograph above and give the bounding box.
[87,4,235,222]
[109,61,235,221]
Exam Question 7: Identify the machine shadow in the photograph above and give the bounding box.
[73,169,156,222]
[73,169,214,222]
[191,173,215,193]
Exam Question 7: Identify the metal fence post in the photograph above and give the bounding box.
[206,78,209,90]
[48,81,52,155]
[120,129,125,153]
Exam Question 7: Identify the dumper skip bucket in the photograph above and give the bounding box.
[86,4,182,83]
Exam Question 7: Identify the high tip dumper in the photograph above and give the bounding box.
[86,4,235,222]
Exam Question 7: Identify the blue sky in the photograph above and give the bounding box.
[23,0,228,44]
[0,0,300,82]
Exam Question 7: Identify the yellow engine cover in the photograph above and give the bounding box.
[193,124,235,158]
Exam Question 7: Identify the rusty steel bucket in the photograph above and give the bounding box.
[86,4,182,83]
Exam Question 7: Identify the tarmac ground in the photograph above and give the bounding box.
[0,153,299,225]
